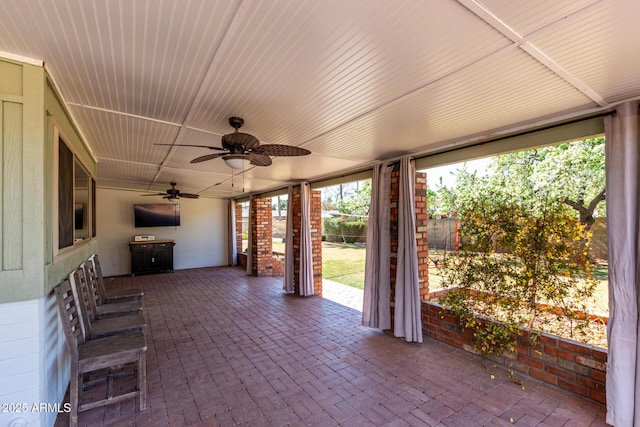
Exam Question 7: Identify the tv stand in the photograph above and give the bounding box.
[129,240,175,276]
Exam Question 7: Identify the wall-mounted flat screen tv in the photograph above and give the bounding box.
[134,204,180,228]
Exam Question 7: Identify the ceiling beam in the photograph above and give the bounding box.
[456,0,609,107]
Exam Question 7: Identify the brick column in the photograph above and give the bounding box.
[389,167,429,324]
[310,190,323,296]
[250,197,273,276]
[290,186,323,296]
[414,173,430,300]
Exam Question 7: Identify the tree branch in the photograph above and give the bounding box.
[586,189,606,213]
[563,198,588,215]
[563,189,605,231]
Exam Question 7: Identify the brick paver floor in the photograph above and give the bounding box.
[322,279,364,312]
[55,267,607,426]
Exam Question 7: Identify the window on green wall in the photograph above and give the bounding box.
[54,127,96,253]
[58,138,74,249]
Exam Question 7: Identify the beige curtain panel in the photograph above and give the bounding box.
[228,199,237,266]
[362,162,391,330]
[393,156,423,343]
[605,100,640,426]
[246,195,253,276]
[283,185,295,293]
[299,182,314,296]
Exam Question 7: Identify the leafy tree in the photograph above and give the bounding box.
[531,138,605,229]
[436,137,605,230]
[335,180,372,216]
[435,138,604,357]
[272,198,287,211]
[437,165,485,214]
[426,186,441,214]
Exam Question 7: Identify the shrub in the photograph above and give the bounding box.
[440,198,597,358]
[323,218,366,243]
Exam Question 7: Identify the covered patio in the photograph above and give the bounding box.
[55,267,606,426]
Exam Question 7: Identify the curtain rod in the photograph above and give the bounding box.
[413,109,614,163]
[232,110,615,201]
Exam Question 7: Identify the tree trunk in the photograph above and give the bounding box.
[563,189,606,231]
[277,195,281,220]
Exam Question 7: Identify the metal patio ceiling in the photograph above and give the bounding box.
[0,0,638,198]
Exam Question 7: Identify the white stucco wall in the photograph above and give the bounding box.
[96,188,228,277]
[0,294,69,427]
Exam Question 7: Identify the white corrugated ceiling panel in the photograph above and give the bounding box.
[185,0,511,145]
[198,172,284,197]
[97,159,160,188]
[304,46,596,160]
[476,0,600,36]
[0,0,637,199]
[98,179,151,192]
[524,0,640,103]
[150,169,225,195]
[241,154,366,184]
[0,0,240,123]
[68,105,180,164]
[160,127,225,171]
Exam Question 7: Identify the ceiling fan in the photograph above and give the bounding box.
[142,182,199,200]
[159,117,311,169]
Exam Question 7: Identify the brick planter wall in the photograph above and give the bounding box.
[237,252,247,269]
[422,299,607,405]
[272,254,284,276]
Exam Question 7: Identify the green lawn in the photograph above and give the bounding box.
[276,241,610,315]
[321,242,366,289]
[272,241,285,253]
[272,240,367,289]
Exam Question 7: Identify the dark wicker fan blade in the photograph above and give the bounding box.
[222,132,260,149]
[142,193,167,196]
[155,143,226,151]
[191,153,224,163]
[254,144,311,156]
[249,153,272,167]
[178,193,199,199]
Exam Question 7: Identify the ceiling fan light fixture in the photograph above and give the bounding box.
[223,154,249,170]
[168,117,311,169]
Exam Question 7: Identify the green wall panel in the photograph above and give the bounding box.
[0,61,22,96]
[2,101,23,270]
[0,57,97,303]
[0,58,44,302]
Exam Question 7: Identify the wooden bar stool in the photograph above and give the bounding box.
[53,279,147,427]
[88,254,143,302]
[76,263,142,318]
[71,268,146,339]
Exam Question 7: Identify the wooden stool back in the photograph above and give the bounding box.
[54,279,147,427]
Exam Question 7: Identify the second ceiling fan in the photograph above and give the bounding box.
[163,117,311,169]
[142,182,199,200]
